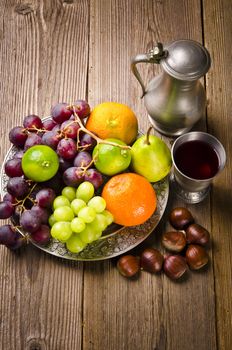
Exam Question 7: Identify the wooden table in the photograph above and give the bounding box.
[0,1,231,349]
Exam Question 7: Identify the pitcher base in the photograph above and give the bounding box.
[148,116,192,137]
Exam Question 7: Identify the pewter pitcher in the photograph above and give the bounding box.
[131,40,211,136]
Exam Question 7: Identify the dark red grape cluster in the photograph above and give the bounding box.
[0,100,104,251]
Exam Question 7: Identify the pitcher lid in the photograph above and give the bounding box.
[161,39,211,81]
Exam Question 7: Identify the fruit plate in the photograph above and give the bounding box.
[0,121,169,261]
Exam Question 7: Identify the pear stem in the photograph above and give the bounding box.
[145,126,153,145]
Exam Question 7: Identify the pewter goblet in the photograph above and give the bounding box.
[170,131,226,203]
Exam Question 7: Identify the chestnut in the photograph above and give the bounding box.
[186,244,209,270]
[163,255,187,280]
[140,248,163,273]
[162,231,186,252]
[186,224,210,246]
[117,255,140,277]
[169,207,194,230]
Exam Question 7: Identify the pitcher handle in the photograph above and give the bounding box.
[131,43,168,98]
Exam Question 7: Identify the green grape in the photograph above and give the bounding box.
[66,235,87,253]
[94,230,103,240]
[88,196,106,213]
[48,213,56,227]
[88,221,103,240]
[53,195,70,209]
[102,210,114,226]
[71,217,86,233]
[79,224,97,243]
[71,198,86,215]
[62,186,76,202]
[90,214,108,232]
[51,222,73,242]
[78,206,96,223]
[76,181,94,203]
[53,206,74,222]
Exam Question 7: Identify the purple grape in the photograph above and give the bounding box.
[61,120,79,139]
[14,150,24,159]
[51,103,72,124]
[41,130,60,150]
[79,132,97,151]
[30,225,51,245]
[7,177,29,198]
[73,100,91,119]
[24,133,42,150]
[52,124,61,132]
[31,205,49,224]
[5,158,23,178]
[43,119,57,131]
[73,151,92,168]
[69,115,75,121]
[42,172,64,195]
[23,115,43,130]
[3,193,16,204]
[6,232,26,250]
[35,188,55,208]
[84,168,103,190]
[0,225,17,245]
[20,210,41,233]
[0,201,14,219]
[59,157,73,172]
[63,167,84,187]
[57,138,77,160]
[9,126,28,148]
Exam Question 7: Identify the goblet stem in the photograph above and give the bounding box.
[169,173,210,204]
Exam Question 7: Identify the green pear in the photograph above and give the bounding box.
[131,129,172,182]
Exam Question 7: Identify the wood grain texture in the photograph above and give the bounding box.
[84,1,216,350]
[0,0,231,349]
[203,0,232,349]
[0,1,89,349]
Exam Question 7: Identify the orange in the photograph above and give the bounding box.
[102,173,157,226]
[86,102,138,145]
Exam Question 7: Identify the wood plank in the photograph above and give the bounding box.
[203,0,232,349]
[0,1,89,349]
[84,1,217,350]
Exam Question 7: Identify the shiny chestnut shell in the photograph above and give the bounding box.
[186,224,210,246]
[186,245,209,270]
[169,207,194,230]
[117,255,140,277]
[162,231,186,252]
[163,255,187,280]
[140,248,164,273]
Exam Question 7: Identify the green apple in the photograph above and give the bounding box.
[131,133,172,182]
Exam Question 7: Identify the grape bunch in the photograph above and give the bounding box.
[0,99,106,252]
[49,182,114,253]
[0,186,55,249]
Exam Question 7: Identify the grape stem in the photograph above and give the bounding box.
[15,183,37,213]
[14,226,30,242]
[23,127,45,133]
[12,183,38,241]
[71,106,131,150]
[79,153,99,174]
